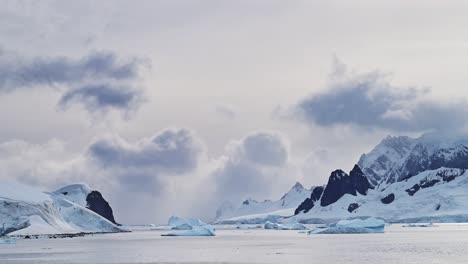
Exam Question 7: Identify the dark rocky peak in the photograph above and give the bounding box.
[294,186,324,215]
[349,164,373,195]
[329,169,348,182]
[320,165,372,207]
[86,191,118,225]
[242,198,258,205]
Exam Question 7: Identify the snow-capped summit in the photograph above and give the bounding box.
[279,181,308,207]
[52,183,92,207]
[358,135,414,186]
[359,133,468,188]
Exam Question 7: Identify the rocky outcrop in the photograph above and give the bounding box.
[380,193,395,204]
[348,203,359,213]
[320,165,372,207]
[294,186,324,215]
[86,191,118,225]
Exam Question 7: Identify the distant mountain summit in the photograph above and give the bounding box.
[215,181,311,223]
[359,133,468,187]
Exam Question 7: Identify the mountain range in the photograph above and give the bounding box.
[216,133,468,224]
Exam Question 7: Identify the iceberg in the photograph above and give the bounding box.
[162,225,216,237]
[168,216,207,230]
[264,221,308,230]
[308,217,385,234]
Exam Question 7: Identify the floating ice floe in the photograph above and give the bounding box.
[264,221,308,230]
[162,225,216,237]
[308,217,385,234]
[168,216,207,230]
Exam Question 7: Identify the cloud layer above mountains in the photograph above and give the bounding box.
[295,63,468,133]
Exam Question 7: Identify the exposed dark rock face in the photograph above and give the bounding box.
[320,165,372,207]
[430,146,468,171]
[295,198,313,215]
[86,191,117,225]
[404,168,464,197]
[397,144,431,182]
[311,186,324,201]
[381,193,395,204]
[348,203,359,213]
[349,165,373,195]
[294,186,324,215]
[405,184,420,196]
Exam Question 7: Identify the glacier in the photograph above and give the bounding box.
[0,182,123,236]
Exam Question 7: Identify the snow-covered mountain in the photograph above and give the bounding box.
[215,182,311,223]
[0,183,123,235]
[359,133,468,188]
[217,133,468,224]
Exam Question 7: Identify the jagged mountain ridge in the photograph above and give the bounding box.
[359,133,468,187]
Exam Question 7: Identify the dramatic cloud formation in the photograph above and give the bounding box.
[295,65,468,132]
[0,128,301,223]
[213,131,298,204]
[0,50,147,114]
[88,128,204,193]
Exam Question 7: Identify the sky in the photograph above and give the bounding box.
[1,0,468,224]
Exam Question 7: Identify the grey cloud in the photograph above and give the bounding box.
[88,128,203,193]
[242,132,288,166]
[295,69,467,132]
[0,50,146,114]
[0,51,138,90]
[214,131,294,203]
[58,84,143,112]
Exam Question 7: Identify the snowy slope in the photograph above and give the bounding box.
[296,167,468,223]
[52,183,92,207]
[216,182,311,223]
[0,182,123,235]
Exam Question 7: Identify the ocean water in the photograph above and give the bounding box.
[1,224,467,264]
